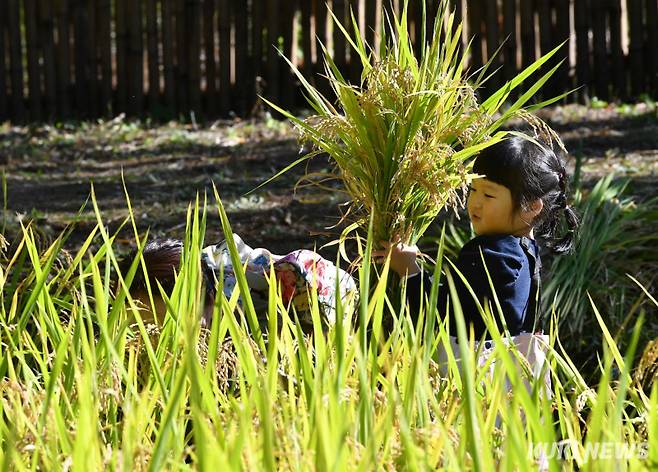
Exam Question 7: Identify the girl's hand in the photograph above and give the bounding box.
[372,238,421,277]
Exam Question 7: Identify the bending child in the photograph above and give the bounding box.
[120,235,358,332]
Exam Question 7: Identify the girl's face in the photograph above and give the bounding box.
[467,178,539,237]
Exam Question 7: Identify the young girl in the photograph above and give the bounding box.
[373,135,579,341]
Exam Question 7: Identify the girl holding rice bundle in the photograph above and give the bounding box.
[373,135,579,355]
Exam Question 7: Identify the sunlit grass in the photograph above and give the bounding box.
[0,186,654,470]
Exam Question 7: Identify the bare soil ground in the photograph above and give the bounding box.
[1,103,656,257]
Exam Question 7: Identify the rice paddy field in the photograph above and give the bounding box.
[0,100,657,470]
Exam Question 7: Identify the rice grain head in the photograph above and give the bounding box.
[267,0,567,247]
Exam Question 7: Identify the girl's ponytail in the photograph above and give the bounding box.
[543,165,579,254]
[547,202,579,254]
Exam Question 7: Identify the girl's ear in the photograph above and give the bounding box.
[526,199,544,219]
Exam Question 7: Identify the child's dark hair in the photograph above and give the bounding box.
[473,135,579,254]
[118,238,215,326]
[119,238,184,294]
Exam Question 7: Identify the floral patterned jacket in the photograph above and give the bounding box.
[201,234,358,330]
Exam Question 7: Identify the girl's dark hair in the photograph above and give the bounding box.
[473,135,579,254]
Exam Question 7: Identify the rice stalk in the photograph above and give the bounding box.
[259,0,568,248]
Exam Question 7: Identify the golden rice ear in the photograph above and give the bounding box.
[263,0,564,248]
[195,332,239,394]
[0,233,8,254]
[633,338,658,392]
[515,109,567,155]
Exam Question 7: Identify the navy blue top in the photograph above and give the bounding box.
[406,234,541,340]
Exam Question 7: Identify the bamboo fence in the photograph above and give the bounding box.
[0,0,656,122]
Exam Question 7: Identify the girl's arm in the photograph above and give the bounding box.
[371,240,421,277]
[373,239,524,338]
[399,247,489,336]
[372,241,444,325]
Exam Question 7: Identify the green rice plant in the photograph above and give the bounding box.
[1,190,656,470]
[542,175,658,375]
[259,0,570,247]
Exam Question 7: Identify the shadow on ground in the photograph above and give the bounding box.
[1,104,656,257]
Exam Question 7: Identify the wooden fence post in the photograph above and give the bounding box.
[502,0,517,100]
[203,0,217,116]
[279,0,296,108]
[25,0,43,121]
[249,0,265,116]
[73,0,91,118]
[574,0,591,100]
[219,0,231,115]
[39,0,57,120]
[97,0,112,117]
[333,0,348,76]
[234,0,248,115]
[314,0,332,100]
[127,0,144,117]
[89,0,99,118]
[627,0,645,98]
[245,0,257,115]
[519,0,535,72]
[162,0,176,116]
[265,0,280,111]
[425,0,439,45]
[591,0,609,100]
[554,0,571,99]
[410,0,422,57]
[537,0,555,99]
[252,0,264,87]
[382,0,394,36]
[188,0,202,117]
[300,0,313,81]
[347,0,362,84]
[146,0,160,113]
[116,0,128,114]
[364,0,377,51]
[175,0,188,115]
[608,0,626,100]
[54,0,70,119]
[7,0,25,122]
[467,0,484,74]
[483,0,500,98]
[453,0,463,35]
[0,3,7,121]
[646,0,658,97]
